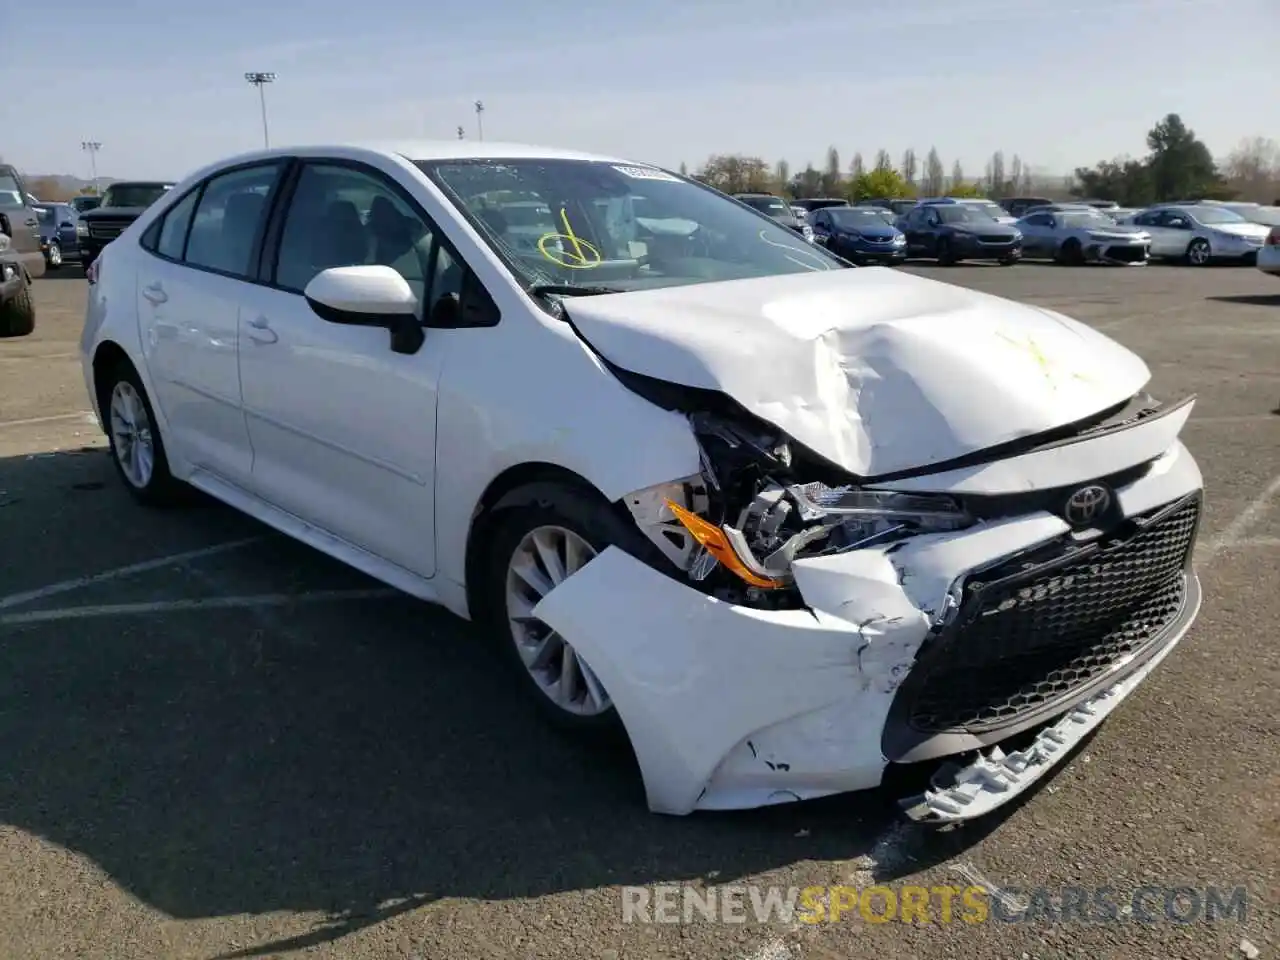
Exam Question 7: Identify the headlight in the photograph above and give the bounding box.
[76,221,88,237]
[892,234,906,244]
[1088,233,1118,243]
[2,262,16,281]
[802,224,815,242]
[666,481,971,590]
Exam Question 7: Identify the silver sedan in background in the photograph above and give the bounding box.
[1121,204,1270,265]
[1016,205,1151,264]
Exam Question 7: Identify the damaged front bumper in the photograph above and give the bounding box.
[533,441,1204,821]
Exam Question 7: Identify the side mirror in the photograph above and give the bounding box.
[303,265,424,355]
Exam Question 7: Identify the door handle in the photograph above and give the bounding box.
[142,283,168,305]
[246,315,278,344]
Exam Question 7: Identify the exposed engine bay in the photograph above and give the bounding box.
[624,408,973,609]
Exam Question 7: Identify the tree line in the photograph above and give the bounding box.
[685,114,1280,207]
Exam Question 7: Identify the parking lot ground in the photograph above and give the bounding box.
[0,263,1277,960]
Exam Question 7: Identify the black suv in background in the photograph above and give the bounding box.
[78,180,174,268]
[733,192,815,241]
[0,163,44,336]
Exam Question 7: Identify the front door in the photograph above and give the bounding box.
[237,160,446,577]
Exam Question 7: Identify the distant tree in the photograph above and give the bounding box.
[1145,113,1223,200]
[790,163,823,198]
[1008,154,1023,194]
[695,154,772,194]
[985,150,1006,194]
[1072,157,1153,206]
[900,148,918,187]
[949,160,965,191]
[1222,136,1280,202]
[846,168,914,201]
[28,177,74,201]
[946,180,987,198]
[822,146,841,194]
[774,159,790,193]
[849,152,865,179]
[923,147,945,196]
[873,149,893,173]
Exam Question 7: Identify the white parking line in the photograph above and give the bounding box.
[1202,471,1280,560]
[0,352,80,363]
[0,411,97,429]
[0,537,264,610]
[0,588,399,626]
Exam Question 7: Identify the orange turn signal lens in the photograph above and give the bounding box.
[665,500,786,590]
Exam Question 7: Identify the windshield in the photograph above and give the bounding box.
[936,205,994,224]
[1059,210,1118,228]
[417,159,843,291]
[1191,206,1247,225]
[101,183,172,208]
[830,208,896,229]
[739,196,791,218]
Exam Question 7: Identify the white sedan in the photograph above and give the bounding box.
[1258,226,1280,276]
[80,141,1205,823]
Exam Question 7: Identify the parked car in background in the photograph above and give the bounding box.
[1016,205,1150,265]
[998,196,1055,218]
[35,203,82,269]
[793,197,850,213]
[77,180,175,269]
[733,192,815,241]
[899,201,1023,264]
[1122,204,1269,265]
[917,197,1017,225]
[789,204,808,221]
[79,139,1205,824]
[1077,199,1120,211]
[808,205,908,264]
[1256,226,1280,277]
[1228,204,1280,228]
[69,195,103,214]
[0,163,45,335]
[855,197,918,216]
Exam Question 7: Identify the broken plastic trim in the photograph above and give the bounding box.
[665,500,786,589]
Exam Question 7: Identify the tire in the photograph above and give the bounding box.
[1185,238,1211,267]
[477,480,672,738]
[936,237,956,265]
[46,242,62,270]
[99,359,187,506]
[1057,238,1085,265]
[0,281,36,338]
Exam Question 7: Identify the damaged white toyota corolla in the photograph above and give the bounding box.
[81,142,1203,825]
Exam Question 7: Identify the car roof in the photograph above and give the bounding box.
[203,140,635,170]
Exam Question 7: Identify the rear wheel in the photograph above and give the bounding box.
[936,237,956,265]
[0,281,35,338]
[100,361,186,506]
[1185,238,1211,266]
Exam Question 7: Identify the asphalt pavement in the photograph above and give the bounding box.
[0,261,1276,960]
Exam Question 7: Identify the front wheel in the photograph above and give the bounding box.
[1185,238,1211,266]
[479,481,671,736]
[0,282,35,337]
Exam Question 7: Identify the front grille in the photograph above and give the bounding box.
[978,235,1013,244]
[87,220,130,240]
[903,494,1199,735]
[1106,244,1148,263]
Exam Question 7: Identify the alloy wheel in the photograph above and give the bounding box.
[109,381,155,489]
[505,525,610,716]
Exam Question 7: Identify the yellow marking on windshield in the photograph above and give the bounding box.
[536,208,604,269]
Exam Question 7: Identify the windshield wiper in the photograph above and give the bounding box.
[528,283,626,298]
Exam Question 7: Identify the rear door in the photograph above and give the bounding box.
[0,165,44,277]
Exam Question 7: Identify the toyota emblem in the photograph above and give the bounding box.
[1064,484,1111,527]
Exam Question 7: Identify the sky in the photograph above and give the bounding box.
[3,0,1276,182]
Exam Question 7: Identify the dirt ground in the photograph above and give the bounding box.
[0,262,1276,960]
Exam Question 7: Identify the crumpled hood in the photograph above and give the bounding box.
[564,267,1152,477]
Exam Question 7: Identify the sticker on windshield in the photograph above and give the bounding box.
[612,165,680,182]
[537,208,603,269]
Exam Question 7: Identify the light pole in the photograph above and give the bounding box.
[81,141,102,193]
[474,100,484,141]
[244,72,277,148]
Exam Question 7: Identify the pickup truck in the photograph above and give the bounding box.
[77,180,174,268]
[0,162,44,336]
